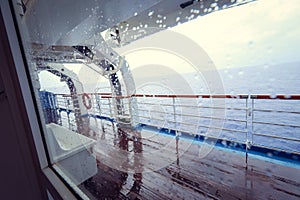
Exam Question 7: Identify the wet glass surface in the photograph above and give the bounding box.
[12,0,300,199]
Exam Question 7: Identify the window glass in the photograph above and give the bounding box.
[13,0,300,199]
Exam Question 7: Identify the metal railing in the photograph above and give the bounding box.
[53,93,300,156]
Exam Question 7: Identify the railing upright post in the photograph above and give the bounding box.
[246,98,248,129]
[108,97,115,131]
[97,94,101,117]
[251,98,254,144]
[97,94,104,133]
[173,97,178,136]
[65,96,70,130]
[58,110,62,125]
[245,95,252,169]
[67,112,71,130]
[58,95,62,125]
[128,96,134,127]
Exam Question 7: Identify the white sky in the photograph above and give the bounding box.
[171,0,300,68]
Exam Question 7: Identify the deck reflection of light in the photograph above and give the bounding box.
[86,122,300,199]
[139,126,300,169]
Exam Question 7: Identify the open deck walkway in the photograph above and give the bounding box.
[79,121,300,200]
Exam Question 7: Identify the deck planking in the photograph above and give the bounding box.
[80,122,300,200]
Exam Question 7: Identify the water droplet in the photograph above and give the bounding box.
[148,11,154,17]
[284,94,291,99]
[248,41,254,48]
[211,2,218,7]
[221,140,227,146]
[267,152,273,157]
[189,14,195,20]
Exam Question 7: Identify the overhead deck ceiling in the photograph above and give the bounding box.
[21,0,255,46]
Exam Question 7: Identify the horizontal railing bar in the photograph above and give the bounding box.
[94,108,110,112]
[253,109,300,114]
[137,108,246,123]
[56,93,112,97]
[137,108,173,114]
[93,103,111,106]
[93,98,111,101]
[58,108,73,111]
[251,94,300,100]
[176,104,247,111]
[133,94,249,99]
[97,114,112,117]
[253,121,300,128]
[56,93,300,100]
[92,93,113,96]
[253,133,300,142]
[135,115,247,133]
[98,111,111,114]
[137,102,174,107]
[251,143,300,155]
[135,115,170,122]
[138,101,246,111]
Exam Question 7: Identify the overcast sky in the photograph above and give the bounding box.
[172,0,300,68]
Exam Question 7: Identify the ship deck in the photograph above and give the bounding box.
[79,121,300,200]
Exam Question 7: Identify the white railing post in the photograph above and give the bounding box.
[251,98,254,144]
[245,95,252,168]
[97,94,104,133]
[129,96,134,127]
[173,97,178,136]
[108,97,115,131]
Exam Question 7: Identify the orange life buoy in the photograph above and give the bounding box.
[82,93,92,110]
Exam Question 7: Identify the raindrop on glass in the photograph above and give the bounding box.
[148,11,154,17]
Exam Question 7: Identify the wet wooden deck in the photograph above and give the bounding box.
[80,122,300,200]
